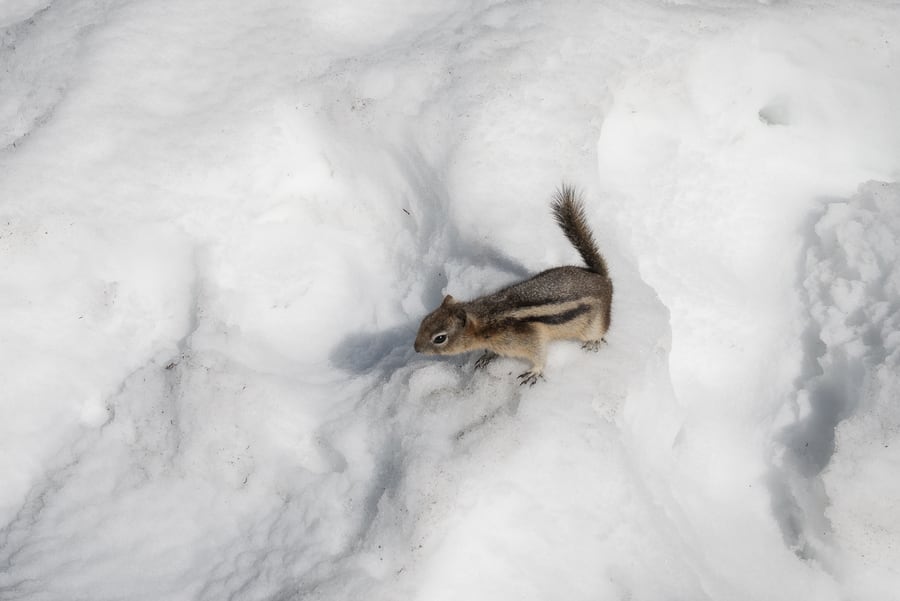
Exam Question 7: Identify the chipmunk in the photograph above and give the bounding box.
[414,184,613,385]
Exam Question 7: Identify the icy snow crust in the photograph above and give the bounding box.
[1,1,899,599]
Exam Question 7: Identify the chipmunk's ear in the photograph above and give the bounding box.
[442,295,466,324]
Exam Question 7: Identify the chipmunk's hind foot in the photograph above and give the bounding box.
[581,338,607,352]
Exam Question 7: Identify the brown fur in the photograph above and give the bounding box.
[414,184,613,384]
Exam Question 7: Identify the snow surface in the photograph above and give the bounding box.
[1,1,899,600]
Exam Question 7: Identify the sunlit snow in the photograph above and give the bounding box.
[2,1,899,600]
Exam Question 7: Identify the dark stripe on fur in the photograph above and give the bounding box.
[551,185,609,278]
[522,303,590,325]
[497,292,585,312]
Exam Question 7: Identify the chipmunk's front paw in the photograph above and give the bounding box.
[517,371,543,387]
[581,338,607,352]
[474,351,498,371]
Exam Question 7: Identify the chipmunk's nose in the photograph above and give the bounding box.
[413,340,421,353]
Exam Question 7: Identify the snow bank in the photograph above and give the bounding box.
[1,1,900,600]
[597,8,900,600]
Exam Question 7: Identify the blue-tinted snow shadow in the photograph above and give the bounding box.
[329,240,530,378]
[328,320,419,376]
[765,199,844,558]
[765,192,885,558]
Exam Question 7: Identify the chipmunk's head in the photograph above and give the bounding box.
[414,295,473,355]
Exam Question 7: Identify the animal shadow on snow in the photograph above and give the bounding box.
[330,240,531,379]
[329,321,421,377]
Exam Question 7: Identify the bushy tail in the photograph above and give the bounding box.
[551,184,609,278]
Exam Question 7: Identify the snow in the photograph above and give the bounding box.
[783,181,900,599]
[1,1,899,600]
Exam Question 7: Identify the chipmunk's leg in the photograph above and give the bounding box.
[515,338,547,387]
[474,350,498,370]
[580,307,609,352]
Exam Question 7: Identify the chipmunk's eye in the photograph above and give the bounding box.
[432,333,448,345]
